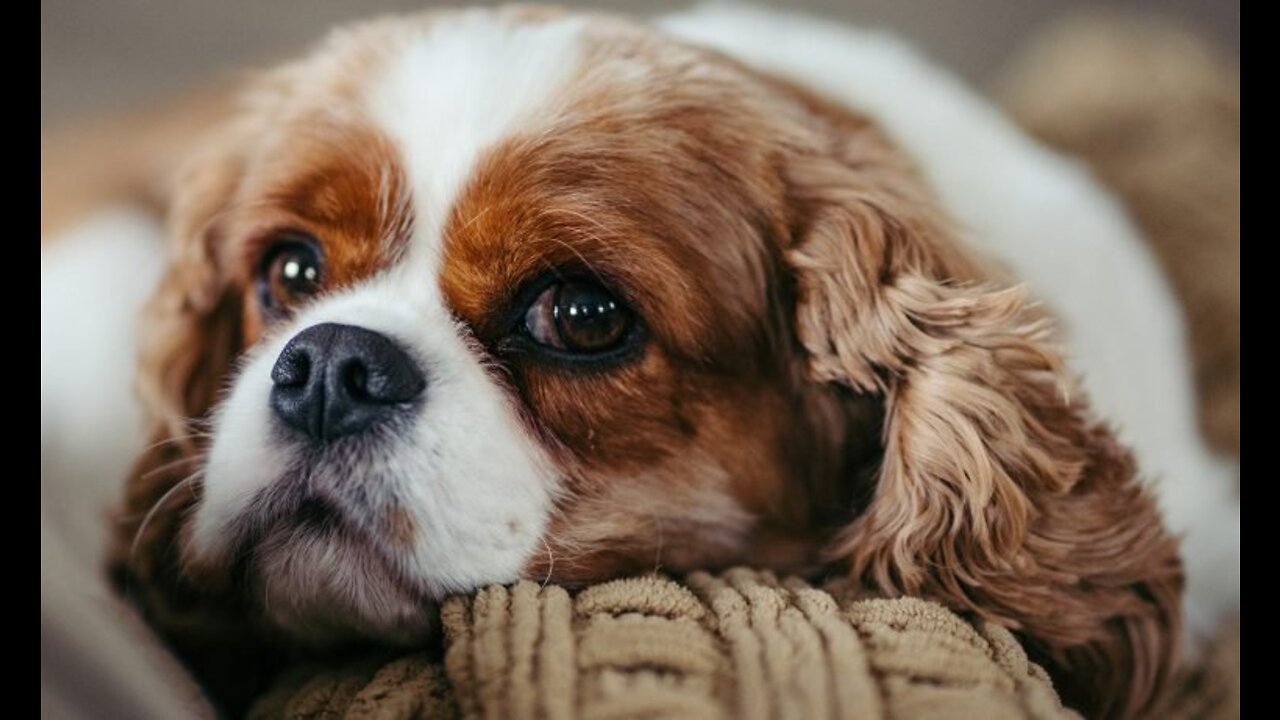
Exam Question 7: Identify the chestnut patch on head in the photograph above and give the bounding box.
[215,119,415,344]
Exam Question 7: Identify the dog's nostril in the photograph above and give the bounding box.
[271,350,311,388]
[342,361,370,401]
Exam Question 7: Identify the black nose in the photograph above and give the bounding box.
[270,323,426,442]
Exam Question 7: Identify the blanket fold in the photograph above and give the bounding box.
[251,569,1080,719]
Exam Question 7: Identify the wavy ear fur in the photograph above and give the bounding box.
[784,141,1184,718]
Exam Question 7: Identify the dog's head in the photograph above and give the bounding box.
[113,8,1182,717]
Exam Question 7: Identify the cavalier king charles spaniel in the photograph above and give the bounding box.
[40,4,1238,718]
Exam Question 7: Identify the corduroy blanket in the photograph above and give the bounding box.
[250,570,1078,720]
[250,570,1242,720]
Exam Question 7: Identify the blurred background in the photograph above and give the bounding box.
[41,0,1238,126]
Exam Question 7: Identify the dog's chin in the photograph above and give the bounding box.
[246,503,440,647]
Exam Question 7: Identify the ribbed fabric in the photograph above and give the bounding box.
[251,569,1080,719]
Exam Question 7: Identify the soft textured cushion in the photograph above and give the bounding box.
[250,569,1079,720]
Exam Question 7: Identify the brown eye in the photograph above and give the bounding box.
[524,280,634,354]
[258,238,323,315]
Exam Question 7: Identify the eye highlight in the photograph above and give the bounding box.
[258,235,324,317]
[523,280,636,356]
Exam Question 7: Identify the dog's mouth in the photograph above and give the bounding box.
[188,418,550,647]
[212,483,442,647]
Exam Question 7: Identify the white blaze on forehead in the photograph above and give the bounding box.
[366,11,587,265]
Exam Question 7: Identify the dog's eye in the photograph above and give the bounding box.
[258,237,324,315]
[524,280,634,354]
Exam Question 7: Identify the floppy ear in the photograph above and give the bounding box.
[113,120,248,578]
[108,121,281,714]
[783,144,1184,719]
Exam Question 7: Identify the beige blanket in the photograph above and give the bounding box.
[251,570,1077,720]
[251,570,1241,719]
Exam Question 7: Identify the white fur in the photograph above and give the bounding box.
[367,10,587,250]
[191,270,558,605]
[190,14,587,639]
[660,2,1238,647]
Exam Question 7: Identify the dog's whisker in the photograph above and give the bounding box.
[540,536,556,589]
[652,515,665,576]
[139,453,204,481]
[128,471,203,566]
[137,432,214,455]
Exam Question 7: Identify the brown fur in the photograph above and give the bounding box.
[103,10,1183,719]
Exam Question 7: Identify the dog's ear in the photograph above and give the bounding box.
[108,113,282,715]
[120,116,253,569]
[782,135,1184,718]
[138,126,249,446]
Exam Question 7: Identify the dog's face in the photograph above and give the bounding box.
[116,8,1182,718]
[155,9,886,643]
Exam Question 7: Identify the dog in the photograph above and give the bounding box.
[39,5,1238,718]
